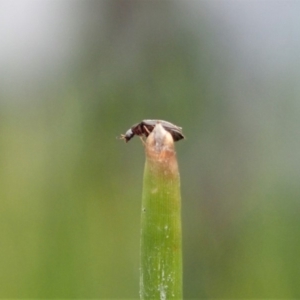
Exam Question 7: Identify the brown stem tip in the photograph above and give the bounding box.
[145,123,178,172]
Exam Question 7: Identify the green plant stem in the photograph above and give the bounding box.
[140,123,182,300]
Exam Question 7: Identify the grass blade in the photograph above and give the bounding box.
[140,123,182,300]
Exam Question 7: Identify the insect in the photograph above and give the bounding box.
[120,119,184,143]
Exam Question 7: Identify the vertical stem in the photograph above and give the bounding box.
[140,123,182,300]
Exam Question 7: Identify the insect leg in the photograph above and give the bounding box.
[139,136,146,146]
[143,125,151,135]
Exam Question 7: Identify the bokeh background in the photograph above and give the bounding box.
[1,0,300,298]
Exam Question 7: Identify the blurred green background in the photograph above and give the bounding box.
[1,0,300,298]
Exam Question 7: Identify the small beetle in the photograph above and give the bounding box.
[120,119,184,143]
